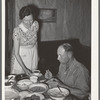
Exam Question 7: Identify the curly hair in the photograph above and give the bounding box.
[19,6,33,20]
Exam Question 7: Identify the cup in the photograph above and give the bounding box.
[30,75,38,83]
[32,70,40,76]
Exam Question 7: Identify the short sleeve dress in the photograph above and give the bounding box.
[10,21,39,74]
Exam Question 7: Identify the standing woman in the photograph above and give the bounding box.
[10,6,39,75]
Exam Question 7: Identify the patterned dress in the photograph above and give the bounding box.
[10,21,39,74]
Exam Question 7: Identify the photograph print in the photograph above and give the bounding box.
[4,0,91,100]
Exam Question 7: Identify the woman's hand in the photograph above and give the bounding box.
[44,69,53,79]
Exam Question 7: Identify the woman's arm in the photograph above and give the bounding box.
[13,30,32,75]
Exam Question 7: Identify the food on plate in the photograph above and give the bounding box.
[17,79,32,85]
[23,94,40,100]
[47,87,69,100]
[17,79,32,90]
[49,90,66,97]
[29,83,48,93]
[30,86,46,92]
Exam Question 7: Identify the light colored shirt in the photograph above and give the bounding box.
[57,58,90,100]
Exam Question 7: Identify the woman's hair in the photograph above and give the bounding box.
[19,6,33,20]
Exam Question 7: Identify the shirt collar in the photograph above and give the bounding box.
[61,58,76,70]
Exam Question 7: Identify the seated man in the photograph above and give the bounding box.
[45,43,90,100]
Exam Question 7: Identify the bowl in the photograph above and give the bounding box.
[15,74,29,81]
[17,79,33,90]
[29,83,48,93]
[47,87,69,100]
[5,79,15,89]
[30,75,38,83]
[8,74,16,80]
[5,82,13,89]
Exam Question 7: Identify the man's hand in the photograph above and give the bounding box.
[46,78,59,88]
[45,69,53,79]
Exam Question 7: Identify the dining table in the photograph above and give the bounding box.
[5,73,71,100]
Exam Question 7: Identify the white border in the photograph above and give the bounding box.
[2,0,99,100]
[2,0,5,99]
[91,0,99,100]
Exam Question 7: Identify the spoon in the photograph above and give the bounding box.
[57,85,63,93]
[57,85,65,96]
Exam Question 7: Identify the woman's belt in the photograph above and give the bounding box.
[20,43,37,49]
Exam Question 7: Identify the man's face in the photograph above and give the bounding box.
[57,46,70,64]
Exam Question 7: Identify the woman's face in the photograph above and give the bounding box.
[22,14,33,28]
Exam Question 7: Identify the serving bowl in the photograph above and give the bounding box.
[17,79,33,90]
[47,87,69,100]
[29,83,48,93]
[15,74,29,81]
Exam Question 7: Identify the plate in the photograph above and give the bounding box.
[47,87,69,100]
[5,88,19,99]
[29,83,48,93]
[17,79,33,90]
[24,92,45,100]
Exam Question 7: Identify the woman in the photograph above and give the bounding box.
[10,6,39,75]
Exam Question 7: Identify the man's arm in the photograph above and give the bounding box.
[57,68,90,99]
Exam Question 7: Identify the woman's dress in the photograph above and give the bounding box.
[10,21,39,74]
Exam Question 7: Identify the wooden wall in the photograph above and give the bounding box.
[13,0,91,46]
[6,0,91,75]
